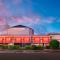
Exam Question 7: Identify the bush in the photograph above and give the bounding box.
[25,45,31,50]
[8,45,20,50]
[36,45,43,50]
[49,39,59,49]
[0,45,3,49]
[1,45,8,49]
[45,46,50,49]
[31,45,43,50]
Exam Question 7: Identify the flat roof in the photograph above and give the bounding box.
[48,33,60,35]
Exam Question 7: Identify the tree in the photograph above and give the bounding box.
[49,39,59,49]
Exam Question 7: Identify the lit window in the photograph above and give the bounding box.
[33,36,41,43]
[42,37,50,43]
[22,36,31,43]
[5,37,11,43]
[15,37,22,43]
[0,37,3,43]
[23,37,30,43]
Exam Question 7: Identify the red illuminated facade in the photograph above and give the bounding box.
[0,25,52,46]
[0,36,51,44]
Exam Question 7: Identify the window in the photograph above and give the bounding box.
[22,36,31,43]
[42,36,51,43]
[0,37,3,43]
[5,37,11,43]
[32,36,41,44]
[15,37,22,43]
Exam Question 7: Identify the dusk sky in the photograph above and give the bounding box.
[0,0,60,35]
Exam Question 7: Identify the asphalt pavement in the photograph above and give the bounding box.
[0,50,59,60]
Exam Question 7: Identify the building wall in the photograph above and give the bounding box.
[49,35,60,42]
[0,27,34,36]
[0,36,51,45]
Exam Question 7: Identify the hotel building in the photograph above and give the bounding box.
[0,25,53,47]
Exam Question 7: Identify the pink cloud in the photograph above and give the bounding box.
[0,0,11,16]
[10,16,56,26]
[41,17,55,24]
[0,1,11,25]
[0,16,9,32]
[12,0,22,5]
[46,17,55,23]
[0,17,7,25]
[11,16,40,24]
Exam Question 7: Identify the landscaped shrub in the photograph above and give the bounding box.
[8,45,20,50]
[45,45,50,49]
[30,45,36,50]
[2,45,8,49]
[8,45,12,50]
[31,45,43,50]
[0,45,2,49]
[37,45,44,50]
[25,45,31,50]
[49,39,59,49]
[14,45,20,50]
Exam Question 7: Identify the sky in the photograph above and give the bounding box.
[0,0,60,35]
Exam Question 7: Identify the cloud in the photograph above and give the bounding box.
[0,0,55,25]
[12,0,22,5]
[0,17,7,25]
[41,17,55,24]
[10,16,56,28]
[0,15,57,35]
[56,18,60,22]
[10,16,56,35]
[0,0,11,17]
[0,0,59,35]
[11,0,32,17]
[0,16,10,32]
[11,16,40,24]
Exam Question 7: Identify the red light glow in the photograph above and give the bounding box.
[32,36,41,43]
[0,36,51,44]
[15,37,22,43]
[42,36,51,43]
